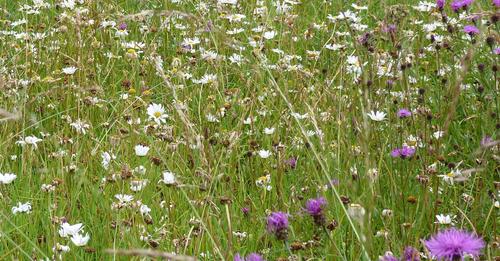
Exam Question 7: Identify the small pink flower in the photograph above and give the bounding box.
[397,109,412,118]
[463,25,480,35]
[391,146,416,159]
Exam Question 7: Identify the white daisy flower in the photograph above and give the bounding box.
[16,135,43,148]
[59,222,83,238]
[258,150,272,159]
[325,43,345,51]
[62,66,77,75]
[206,113,219,123]
[115,194,134,203]
[53,243,71,253]
[70,119,90,134]
[181,37,200,47]
[12,202,32,214]
[147,103,168,124]
[160,171,176,185]
[435,214,455,225]
[243,117,255,125]
[263,31,276,40]
[0,173,16,184]
[218,0,237,4]
[367,111,387,121]
[263,127,275,135]
[70,232,90,246]
[101,152,115,170]
[433,131,445,139]
[140,204,151,215]
[134,145,150,156]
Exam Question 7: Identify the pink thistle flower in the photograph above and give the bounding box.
[397,108,412,118]
[437,0,446,9]
[266,212,289,240]
[118,22,127,31]
[402,247,420,261]
[305,197,327,226]
[234,253,265,261]
[451,0,474,11]
[391,146,416,159]
[425,228,485,260]
[463,25,480,35]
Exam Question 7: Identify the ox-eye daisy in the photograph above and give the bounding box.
[367,110,387,121]
[147,103,168,124]
[62,66,77,75]
[134,145,150,156]
[0,173,16,184]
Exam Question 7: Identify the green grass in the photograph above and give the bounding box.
[0,0,498,260]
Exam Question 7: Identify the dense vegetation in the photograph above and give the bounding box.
[0,0,498,260]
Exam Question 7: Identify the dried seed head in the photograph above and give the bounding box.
[327,219,338,231]
[407,196,417,204]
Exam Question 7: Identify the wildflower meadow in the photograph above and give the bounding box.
[0,0,499,260]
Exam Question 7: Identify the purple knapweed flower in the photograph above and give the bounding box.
[451,0,474,11]
[234,253,265,261]
[397,109,412,118]
[382,24,397,34]
[242,207,250,216]
[305,197,327,216]
[180,44,192,52]
[391,146,416,159]
[494,48,500,55]
[266,212,289,240]
[305,197,327,226]
[463,25,480,35]
[402,247,420,261]
[451,0,462,11]
[358,32,371,46]
[118,22,127,31]
[480,135,495,148]
[494,0,500,7]
[425,228,485,260]
[328,178,339,188]
[386,79,394,88]
[437,0,446,9]
[285,157,297,169]
[246,253,264,261]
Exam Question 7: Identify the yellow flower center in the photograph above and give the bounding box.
[154,111,162,118]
